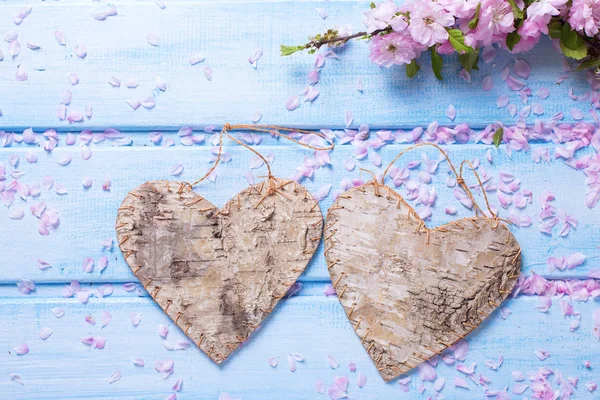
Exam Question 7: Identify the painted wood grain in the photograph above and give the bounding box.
[0,0,592,131]
[0,286,598,399]
[1,141,598,284]
[1,1,599,399]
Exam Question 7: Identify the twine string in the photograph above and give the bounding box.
[458,159,496,219]
[380,142,496,219]
[191,123,334,187]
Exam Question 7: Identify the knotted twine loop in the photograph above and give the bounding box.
[380,142,497,220]
[190,124,334,188]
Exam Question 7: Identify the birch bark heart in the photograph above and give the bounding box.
[325,182,521,382]
[116,179,323,363]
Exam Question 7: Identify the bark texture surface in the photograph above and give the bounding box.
[325,182,522,382]
[115,179,323,364]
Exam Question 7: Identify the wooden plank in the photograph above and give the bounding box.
[0,1,591,131]
[1,141,598,283]
[0,286,598,399]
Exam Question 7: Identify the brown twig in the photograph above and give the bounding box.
[306,28,390,51]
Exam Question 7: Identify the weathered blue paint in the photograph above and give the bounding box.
[0,1,598,399]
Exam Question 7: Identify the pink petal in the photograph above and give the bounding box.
[334,376,348,392]
[9,374,23,385]
[127,100,141,110]
[170,164,184,176]
[482,75,493,91]
[446,104,456,121]
[56,153,71,166]
[9,208,24,220]
[147,33,159,46]
[8,39,21,58]
[108,371,121,384]
[67,111,84,123]
[357,372,367,388]
[132,357,145,367]
[131,312,142,327]
[506,75,525,91]
[304,85,320,102]
[418,362,436,381]
[327,385,347,400]
[452,340,469,361]
[100,310,112,328]
[125,78,139,88]
[500,307,512,319]
[141,96,156,109]
[481,46,496,63]
[513,60,530,79]
[316,380,325,394]
[13,343,29,355]
[82,257,94,273]
[285,95,300,111]
[534,349,551,361]
[74,44,87,58]
[203,66,213,81]
[512,383,529,395]
[51,307,64,318]
[345,111,353,128]
[156,76,167,91]
[16,65,28,81]
[12,6,32,25]
[189,54,205,65]
[571,108,584,120]
[327,354,339,369]
[268,356,278,367]
[158,324,169,339]
[288,355,297,372]
[39,327,54,340]
[172,377,183,391]
[82,177,93,189]
[536,87,550,99]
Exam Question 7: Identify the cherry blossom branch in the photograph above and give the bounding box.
[281,28,390,56]
[307,28,389,50]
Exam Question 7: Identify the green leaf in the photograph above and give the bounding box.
[493,128,503,148]
[548,20,563,39]
[447,29,474,54]
[280,45,304,56]
[561,22,581,49]
[577,58,600,71]
[458,52,479,73]
[560,23,588,60]
[507,0,524,19]
[561,43,589,60]
[430,47,443,81]
[370,2,376,8]
[506,32,521,51]
[406,60,421,78]
[468,3,481,30]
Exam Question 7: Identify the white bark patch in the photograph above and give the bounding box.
[116,179,323,363]
[325,182,521,382]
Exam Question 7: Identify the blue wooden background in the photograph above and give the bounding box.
[1,1,599,399]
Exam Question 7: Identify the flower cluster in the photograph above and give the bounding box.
[283,0,600,77]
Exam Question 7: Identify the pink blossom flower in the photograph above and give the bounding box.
[474,0,515,46]
[438,0,479,19]
[369,31,422,66]
[363,1,407,33]
[511,19,543,53]
[409,2,454,47]
[569,0,600,37]
[528,0,568,25]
